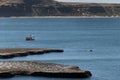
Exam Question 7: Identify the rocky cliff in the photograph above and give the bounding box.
[0,61,92,78]
[0,0,120,17]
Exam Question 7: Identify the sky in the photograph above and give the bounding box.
[56,0,120,3]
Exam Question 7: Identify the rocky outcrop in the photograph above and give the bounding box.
[0,0,119,17]
[0,61,92,78]
[0,48,63,58]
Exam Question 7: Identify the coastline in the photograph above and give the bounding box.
[0,61,92,78]
[0,48,64,59]
[0,16,120,18]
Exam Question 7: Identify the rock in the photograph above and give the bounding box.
[0,48,64,58]
[0,72,14,78]
[0,61,92,78]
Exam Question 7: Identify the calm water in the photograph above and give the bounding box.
[0,18,120,80]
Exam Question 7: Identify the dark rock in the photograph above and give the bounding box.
[31,72,92,78]
[0,72,14,78]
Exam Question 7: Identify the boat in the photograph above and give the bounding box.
[25,35,35,41]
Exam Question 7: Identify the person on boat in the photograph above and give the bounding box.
[29,35,32,39]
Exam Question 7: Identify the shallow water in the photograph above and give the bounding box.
[0,18,120,80]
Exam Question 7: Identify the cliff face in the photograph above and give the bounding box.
[0,0,120,17]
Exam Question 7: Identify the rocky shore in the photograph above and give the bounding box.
[0,61,92,78]
[0,48,92,78]
[0,48,63,58]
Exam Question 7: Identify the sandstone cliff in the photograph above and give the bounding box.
[0,0,120,17]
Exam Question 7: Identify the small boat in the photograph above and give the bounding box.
[25,35,35,41]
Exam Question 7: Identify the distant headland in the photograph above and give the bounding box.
[0,0,120,17]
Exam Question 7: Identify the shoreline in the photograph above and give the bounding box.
[0,16,120,18]
[0,48,64,59]
[0,61,92,78]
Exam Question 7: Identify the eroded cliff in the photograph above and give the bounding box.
[0,0,120,17]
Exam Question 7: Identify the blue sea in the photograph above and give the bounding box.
[0,18,120,80]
